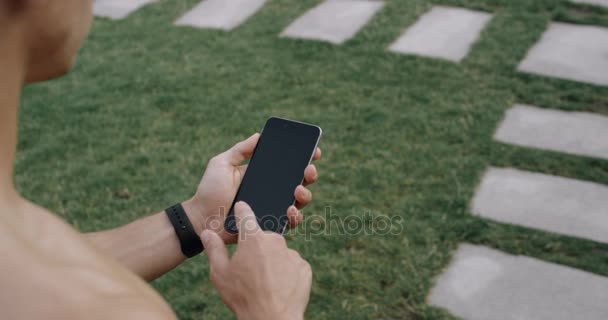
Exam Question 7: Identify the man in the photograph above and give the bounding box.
[0,1,321,319]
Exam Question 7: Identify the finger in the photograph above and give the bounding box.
[288,249,303,261]
[294,185,312,209]
[200,230,229,277]
[234,201,260,237]
[237,164,248,178]
[287,205,304,227]
[303,164,318,186]
[313,148,322,161]
[220,133,260,166]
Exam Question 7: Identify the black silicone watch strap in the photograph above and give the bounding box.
[165,203,204,258]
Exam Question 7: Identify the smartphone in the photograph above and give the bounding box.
[224,117,322,234]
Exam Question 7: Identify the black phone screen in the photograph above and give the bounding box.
[224,117,321,233]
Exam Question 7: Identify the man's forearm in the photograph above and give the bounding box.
[85,199,204,281]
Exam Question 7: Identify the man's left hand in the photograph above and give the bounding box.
[183,133,321,244]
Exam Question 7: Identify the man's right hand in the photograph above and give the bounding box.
[200,202,312,320]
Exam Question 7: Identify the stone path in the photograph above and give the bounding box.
[280,0,385,44]
[571,0,608,7]
[425,3,608,318]
[428,244,608,320]
[175,0,267,31]
[472,167,608,244]
[388,6,493,62]
[93,0,156,20]
[494,104,608,160]
[518,22,608,86]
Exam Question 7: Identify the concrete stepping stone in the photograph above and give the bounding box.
[175,0,267,31]
[388,6,493,62]
[518,22,608,86]
[570,0,608,8]
[428,244,608,320]
[280,0,385,44]
[93,0,156,20]
[494,104,608,160]
[472,167,608,244]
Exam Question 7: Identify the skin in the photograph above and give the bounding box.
[0,0,320,318]
[202,202,313,320]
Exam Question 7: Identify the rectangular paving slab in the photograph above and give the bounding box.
[175,0,267,31]
[472,167,608,244]
[518,22,608,86]
[494,104,608,160]
[570,0,608,8]
[428,244,608,320]
[93,0,156,20]
[280,0,385,44]
[388,6,492,62]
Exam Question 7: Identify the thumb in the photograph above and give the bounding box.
[222,133,260,166]
[200,230,229,276]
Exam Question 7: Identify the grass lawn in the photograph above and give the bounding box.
[17,0,608,319]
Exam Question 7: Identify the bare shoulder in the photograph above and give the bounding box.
[0,198,176,320]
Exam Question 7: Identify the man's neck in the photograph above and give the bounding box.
[0,23,26,201]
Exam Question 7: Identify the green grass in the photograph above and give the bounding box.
[16,0,608,319]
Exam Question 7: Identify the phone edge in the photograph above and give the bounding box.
[280,125,322,235]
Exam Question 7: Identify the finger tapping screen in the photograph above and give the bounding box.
[226,117,321,233]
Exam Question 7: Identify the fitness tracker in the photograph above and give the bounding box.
[165,203,204,258]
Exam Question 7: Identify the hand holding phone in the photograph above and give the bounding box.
[201,202,312,320]
[187,121,321,244]
[224,117,322,234]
